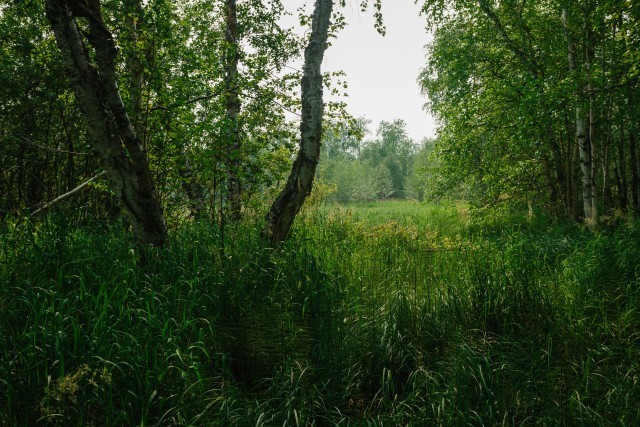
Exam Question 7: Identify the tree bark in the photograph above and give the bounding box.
[224,0,242,220]
[588,89,598,217]
[602,135,612,213]
[563,8,595,224]
[549,130,568,217]
[123,0,146,145]
[586,14,598,221]
[178,147,207,220]
[263,0,333,245]
[630,132,639,211]
[618,121,628,210]
[45,0,167,247]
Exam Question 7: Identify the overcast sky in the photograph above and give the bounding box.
[280,0,436,141]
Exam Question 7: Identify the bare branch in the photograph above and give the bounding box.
[32,171,107,215]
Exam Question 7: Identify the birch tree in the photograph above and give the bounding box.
[263,0,334,244]
[223,0,242,220]
[45,0,167,246]
[563,8,596,223]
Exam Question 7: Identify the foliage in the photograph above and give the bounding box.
[0,0,305,226]
[319,119,420,203]
[3,1,640,423]
[420,0,640,221]
[0,0,100,218]
[407,138,438,201]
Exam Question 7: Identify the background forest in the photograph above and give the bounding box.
[2,0,640,425]
[318,119,435,203]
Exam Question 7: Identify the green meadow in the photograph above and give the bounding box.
[2,201,640,425]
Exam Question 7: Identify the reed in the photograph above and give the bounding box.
[1,203,639,425]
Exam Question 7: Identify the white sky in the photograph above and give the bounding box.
[279,0,436,141]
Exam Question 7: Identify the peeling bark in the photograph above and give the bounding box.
[563,9,595,224]
[264,0,333,244]
[45,0,167,246]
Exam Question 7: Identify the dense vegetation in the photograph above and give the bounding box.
[317,119,436,204]
[2,0,640,425]
[2,203,640,424]
[4,0,640,223]
[421,0,640,221]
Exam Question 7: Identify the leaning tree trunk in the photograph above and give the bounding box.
[563,8,595,224]
[45,0,167,247]
[263,0,333,244]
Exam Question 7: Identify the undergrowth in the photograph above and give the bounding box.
[1,205,639,425]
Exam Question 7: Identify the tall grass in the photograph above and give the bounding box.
[1,203,639,425]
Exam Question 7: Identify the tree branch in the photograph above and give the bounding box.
[32,170,106,215]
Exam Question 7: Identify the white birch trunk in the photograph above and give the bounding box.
[563,9,595,224]
[264,0,333,244]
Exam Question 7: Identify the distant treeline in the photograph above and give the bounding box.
[318,118,437,204]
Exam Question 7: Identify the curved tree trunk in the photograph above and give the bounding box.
[263,0,333,245]
[45,0,167,246]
